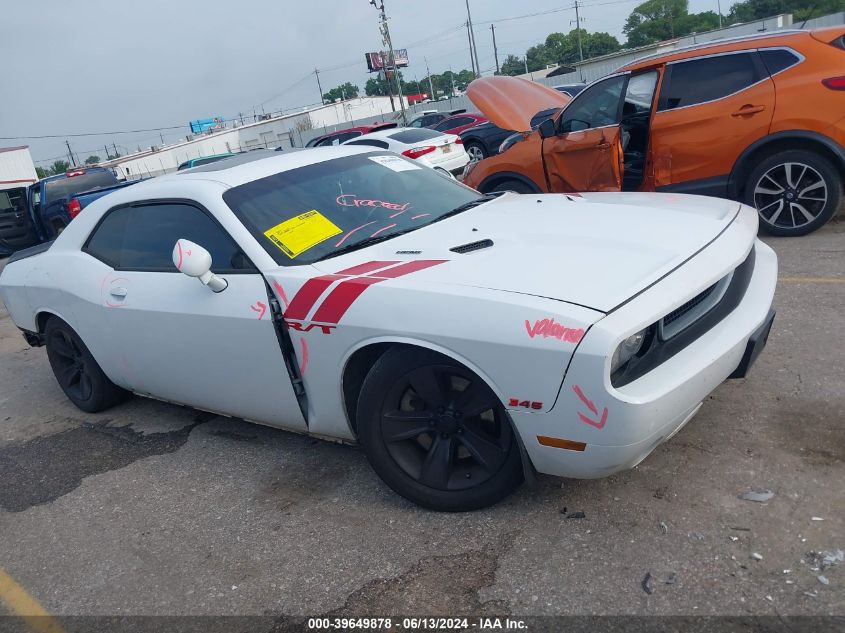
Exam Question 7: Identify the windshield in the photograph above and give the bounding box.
[223,152,479,265]
[44,170,118,204]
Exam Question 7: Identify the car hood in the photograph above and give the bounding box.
[466,76,570,132]
[312,192,740,313]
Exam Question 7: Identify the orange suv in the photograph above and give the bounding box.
[463,27,845,236]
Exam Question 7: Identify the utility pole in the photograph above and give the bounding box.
[572,0,584,63]
[380,51,396,111]
[65,140,76,166]
[424,57,435,100]
[524,56,529,75]
[371,1,407,125]
[104,145,110,160]
[113,142,119,158]
[315,68,324,105]
[466,21,477,76]
[491,24,500,75]
[717,0,723,28]
[465,0,480,78]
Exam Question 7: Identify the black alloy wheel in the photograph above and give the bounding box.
[357,347,523,511]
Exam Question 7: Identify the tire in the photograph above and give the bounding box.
[44,317,128,412]
[464,141,487,163]
[745,150,842,237]
[51,220,66,238]
[488,179,536,194]
[356,347,523,511]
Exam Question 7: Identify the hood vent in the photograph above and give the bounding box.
[450,239,494,254]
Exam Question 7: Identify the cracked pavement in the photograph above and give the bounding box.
[0,223,843,623]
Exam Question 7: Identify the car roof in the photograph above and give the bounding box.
[621,29,817,71]
[352,126,449,143]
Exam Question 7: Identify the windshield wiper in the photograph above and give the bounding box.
[316,227,419,261]
[428,192,505,225]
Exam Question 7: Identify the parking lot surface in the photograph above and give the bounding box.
[0,222,842,625]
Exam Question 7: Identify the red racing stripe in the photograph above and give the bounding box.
[311,260,449,324]
[367,259,448,279]
[335,260,400,276]
[311,277,385,324]
[284,274,346,320]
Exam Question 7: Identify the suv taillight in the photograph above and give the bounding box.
[67,198,82,219]
[822,76,845,90]
[402,146,436,159]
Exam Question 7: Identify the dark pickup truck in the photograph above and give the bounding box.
[0,167,136,255]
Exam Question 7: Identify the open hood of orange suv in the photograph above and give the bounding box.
[466,76,571,132]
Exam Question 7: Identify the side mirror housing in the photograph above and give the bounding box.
[172,239,228,292]
[538,118,556,140]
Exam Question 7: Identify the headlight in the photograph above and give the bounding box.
[610,328,647,375]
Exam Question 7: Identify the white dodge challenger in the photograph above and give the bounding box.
[0,147,777,510]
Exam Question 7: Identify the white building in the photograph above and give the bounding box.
[101,96,406,179]
[0,146,38,192]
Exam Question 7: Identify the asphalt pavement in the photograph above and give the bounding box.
[0,221,842,629]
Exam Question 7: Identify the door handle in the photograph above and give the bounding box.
[731,105,766,117]
[109,287,128,298]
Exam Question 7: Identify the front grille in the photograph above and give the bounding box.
[663,283,718,328]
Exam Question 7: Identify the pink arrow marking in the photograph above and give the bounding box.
[572,384,609,429]
[250,301,267,320]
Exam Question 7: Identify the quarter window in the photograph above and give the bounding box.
[85,202,253,272]
[660,53,762,110]
[559,75,626,133]
[759,48,801,75]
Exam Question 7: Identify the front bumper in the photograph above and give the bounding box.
[512,226,778,479]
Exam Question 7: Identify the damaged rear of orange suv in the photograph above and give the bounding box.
[463,27,845,236]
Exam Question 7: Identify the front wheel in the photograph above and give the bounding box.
[746,150,842,237]
[356,347,523,511]
[44,317,128,412]
[464,141,487,163]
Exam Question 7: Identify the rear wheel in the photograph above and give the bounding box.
[464,141,487,163]
[746,150,842,237]
[356,347,523,511]
[488,179,536,194]
[44,317,128,412]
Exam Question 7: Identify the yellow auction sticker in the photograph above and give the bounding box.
[263,210,342,259]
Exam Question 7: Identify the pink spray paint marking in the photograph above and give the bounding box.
[388,210,407,219]
[572,384,608,429]
[335,222,377,248]
[272,280,290,308]
[524,317,585,343]
[250,300,267,320]
[100,275,130,308]
[370,223,397,238]
[336,194,411,212]
[410,213,430,220]
[299,337,309,374]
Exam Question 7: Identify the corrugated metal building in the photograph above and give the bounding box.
[0,146,38,192]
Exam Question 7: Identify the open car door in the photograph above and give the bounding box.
[540,74,629,193]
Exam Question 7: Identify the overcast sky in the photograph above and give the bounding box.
[2,0,735,165]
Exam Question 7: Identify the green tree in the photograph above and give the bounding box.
[728,0,842,23]
[624,0,688,47]
[526,43,551,72]
[583,31,622,59]
[322,82,359,102]
[544,30,621,65]
[49,160,70,175]
[35,166,49,179]
[84,155,100,165]
[500,54,526,76]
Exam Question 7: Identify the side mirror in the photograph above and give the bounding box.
[538,118,556,140]
[172,239,228,293]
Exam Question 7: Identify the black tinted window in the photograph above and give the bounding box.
[388,128,443,144]
[760,48,801,75]
[661,53,762,110]
[44,170,118,204]
[435,116,474,131]
[559,75,626,133]
[86,203,253,272]
[345,139,390,149]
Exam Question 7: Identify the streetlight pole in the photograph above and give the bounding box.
[370,0,407,125]
[465,0,481,78]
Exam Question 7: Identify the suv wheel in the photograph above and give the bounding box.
[746,150,842,237]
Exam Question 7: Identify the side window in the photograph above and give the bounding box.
[434,119,456,132]
[85,203,254,273]
[422,114,444,126]
[559,75,626,133]
[409,118,424,128]
[345,139,390,149]
[759,48,801,75]
[660,53,762,110]
[621,71,658,119]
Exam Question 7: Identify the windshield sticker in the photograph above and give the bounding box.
[336,194,412,212]
[368,155,422,172]
[263,210,342,259]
